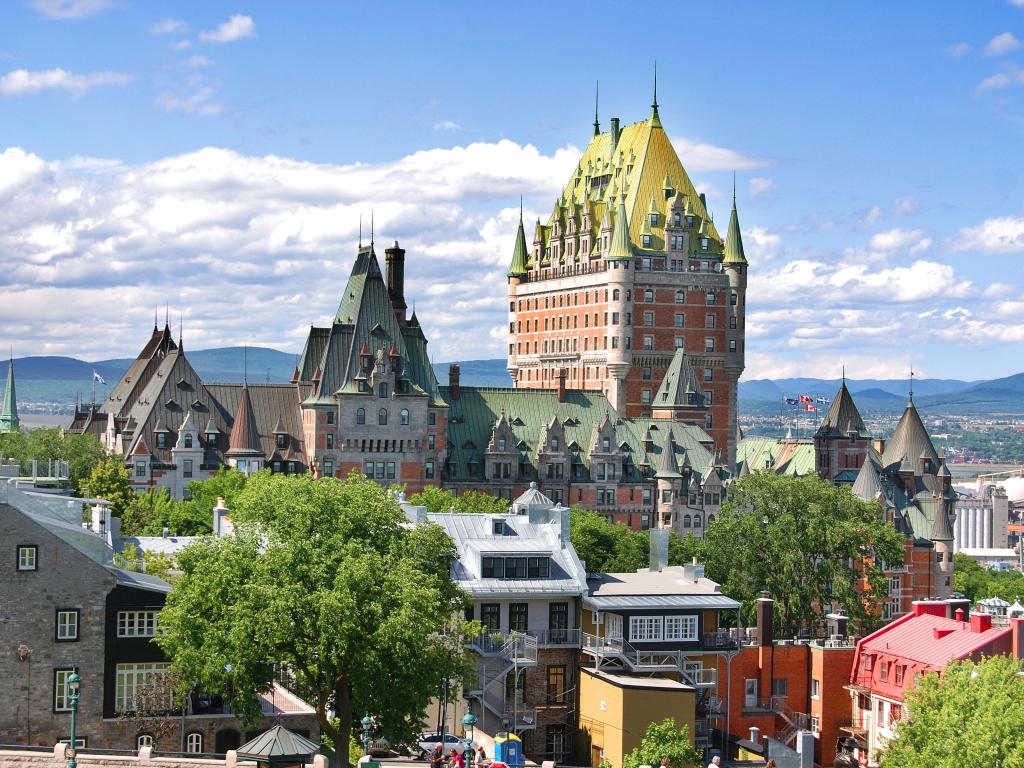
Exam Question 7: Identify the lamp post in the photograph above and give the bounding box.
[361,713,373,757]
[461,712,476,746]
[66,672,81,768]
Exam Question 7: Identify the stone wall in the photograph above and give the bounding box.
[0,745,327,768]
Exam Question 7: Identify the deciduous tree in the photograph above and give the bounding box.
[622,718,702,768]
[701,472,904,636]
[83,457,134,517]
[408,486,509,514]
[880,656,1024,767]
[157,472,471,768]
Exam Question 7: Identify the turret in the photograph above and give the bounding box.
[507,207,530,385]
[1,354,19,433]
[722,182,749,469]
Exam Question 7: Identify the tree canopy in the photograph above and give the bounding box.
[953,552,1024,604]
[83,457,135,517]
[622,717,702,768]
[569,507,701,573]
[118,469,248,537]
[879,655,1024,768]
[701,472,905,636]
[157,471,471,768]
[407,485,510,514]
[0,427,106,493]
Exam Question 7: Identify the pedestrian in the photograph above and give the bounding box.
[765,761,776,768]
[474,746,486,768]
[708,757,721,768]
[431,743,445,768]
[450,749,466,768]
[660,758,670,768]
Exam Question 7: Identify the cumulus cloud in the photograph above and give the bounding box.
[956,216,1024,253]
[31,0,112,19]
[948,42,972,58]
[985,31,1022,56]
[977,66,1024,92]
[0,68,133,97]
[199,14,255,43]
[868,228,931,254]
[749,177,774,199]
[671,137,771,172]
[150,18,187,36]
[433,120,462,131]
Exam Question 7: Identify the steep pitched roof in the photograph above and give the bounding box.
[607,201,633,260]
[722,195,747,266]
[815,382,868,440]
[226,385,263,456]
[653,348,704,409]
[507,215,530,277]
[655,433,681,478]
[852,456,884,501]
[1,357,18,433]
[881,398,939,472]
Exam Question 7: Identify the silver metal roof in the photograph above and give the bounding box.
[584,593,741,611]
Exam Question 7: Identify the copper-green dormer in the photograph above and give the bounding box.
[507,214,530,278]
[0,355,18,433]
[723,194,748,266]
[607,201,633,260]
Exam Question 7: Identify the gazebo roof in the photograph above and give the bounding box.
[236,725,321,764]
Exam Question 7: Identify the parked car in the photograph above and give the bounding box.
[418,733,474,759]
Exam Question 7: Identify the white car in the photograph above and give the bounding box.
[418,733,474,759]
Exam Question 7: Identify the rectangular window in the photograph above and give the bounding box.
[54,668,78,712]
[425,461,435,480]
[674,313,684,328]
[641,389,651,404]
[729,339,737,352]
[664,615,698,641]
[56,609,79,642]
[17,545,38,571]
[706,291,716,305]
[644,289,654,301]
[135,461,146,477]
[482,557,505,579]
[643,311,654,326]
[480,604,500,632]
[324,460,334,477]
[772,678,789,697]
[643,335,654,350]
[705,313,715,328]
[642,367,652,380]
[705,337,714,352]
[705,391,713,406]
[505,557,527,578]
[896,665,905,685]
[528,557,551,578]
[547,665,568,704]
[156,432,168,449]
[326,433,334,449]
[429,412,437,426]
[629,616,663,642]
[386,462,396,480]
[115,662,171,713]
[118,610,159,638]
[549,602,569,631]
[811,678,820,699]
[326,411,336,425]
[704,367,713,381]
[183,459,193,478]
[744,679,758,708]
[881,661,889,681]
[811,716,820,735]
[509,603,529,633]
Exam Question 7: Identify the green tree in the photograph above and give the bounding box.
[702,472,905,636]
[408,486,510,514]
[157,471,472,768]
[879,656,1024,767]
[83,457,135,517]
[186,467,247,527]
[953,552,1024,605]
[622,717,702,768]
[0,427,106,493]
[407,485,458,512]
[569,507,647,572]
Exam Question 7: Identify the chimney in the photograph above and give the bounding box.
[448,364,461,401]
[756,591,774,647]
[970,611,992,633]
[162,526,169,538]
[385,241,407,315]
[1012,617,1024,659]
[947,597,971,620]
[749,727,760,746]
[557,368,567,403]
[954,608,965,622]
[826,609,849,639]
[610,117,620,149]
[912,600,947,618]
[649,528,669,572]
[873,438,886,455]
[213,497,231,537]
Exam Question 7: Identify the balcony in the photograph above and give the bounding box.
[469,632,538,666]
[702,630,739,649]
[581,633,717,686]
[535,628,581,648]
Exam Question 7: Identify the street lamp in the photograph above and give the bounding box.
[66,672,81,768]
[361,713,373,757]
[461,712,476,745]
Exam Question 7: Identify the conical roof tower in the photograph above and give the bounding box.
[0,355,19,433]
[723,182,748,266]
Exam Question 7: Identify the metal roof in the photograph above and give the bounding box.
[584,593,741,611]
[236,725,321,763]
[859,611,1011,669]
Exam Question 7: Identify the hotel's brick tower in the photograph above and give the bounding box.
[506,97,748,465]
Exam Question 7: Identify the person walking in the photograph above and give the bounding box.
[707,757,721,768]
[450,749,466,768]
[474,746,486,768]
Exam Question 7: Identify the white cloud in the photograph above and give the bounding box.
[671,137,771,172]
[985,32,1022,57]
[170,39,192,51]
[31,0,112,19]
[183,55,214,68]
[749,177,774,199]
[433,120,462,132]
[156,87,224,116]
[892,197,919,215]
[948,42,972,58]
[744,226,781,260]
[0,68,133,97]
[868,228,931,254]
[199,14,255,44]
[977,66,1024,92]
[149,18,187,36]
[956,216,1024,253]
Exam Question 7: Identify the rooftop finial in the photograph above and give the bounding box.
[842,364,846,386]
[650,62,662,127]
[593,81,600,137]
[154,306,157,330]
[164,303,169,328]
[909,366,914,403]
[358,214,362,248]
[520,195,523,222]
[243,344,248,386]
[370,209,374,247]
[733,171,737,206]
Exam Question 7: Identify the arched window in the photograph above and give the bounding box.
[400,409,409,425]
[186,733,203,754]
[378,408,388,426]
[612,289,620,300]
[379,382,389,399]
[184,433,193,448]
[137,734,154,750]
[683,515,691,528]
[356,408,365,425]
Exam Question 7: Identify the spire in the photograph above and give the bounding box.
[909,366,914,403]
[507,201,529,278]
[650,61,662,128]
[359,214,362,248]
[607,201,633,260]
[370,209,374,247]
[1,354,19,433]
[227,384,262,456]
[593,81,600,137]
[723,181,748,266]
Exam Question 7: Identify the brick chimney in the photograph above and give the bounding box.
[448,364,461,401]
[1011,617,1024,659]
[557,368,567,403]
[385,241,407,315]
[756,591,774,647]
[970,611,992,633]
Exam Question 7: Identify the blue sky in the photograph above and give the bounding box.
[1,0,1024,381]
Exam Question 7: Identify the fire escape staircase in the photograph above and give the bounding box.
[582,633,718,688]
[760,696,810,747]
[468,632,539,732]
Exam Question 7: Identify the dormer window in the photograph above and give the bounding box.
[498,437,506,451]
[156,432,168,449]
[602,437,611,452]
[183,434,193,449]
[277,433,287,450]
[642,235,652,248]
[379,383,389,399]
[492,519,505,535]
[701,238,709,251]
[673,213,681,226]
[650,213,658,226]
[550,437,559,451]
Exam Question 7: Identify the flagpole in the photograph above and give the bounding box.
[91,372,96,408]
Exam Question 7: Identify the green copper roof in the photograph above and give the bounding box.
[723,197,747,266]
[507,216,529,278]
[0,358,18,433]
[607,202,633,260]
[653,348,704,410]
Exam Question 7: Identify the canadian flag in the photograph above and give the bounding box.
[799,394,813,403]
[805,404,817,412]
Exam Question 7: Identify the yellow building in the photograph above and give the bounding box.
[578,668,696,768]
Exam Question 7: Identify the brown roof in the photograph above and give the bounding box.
[226,385,262,456]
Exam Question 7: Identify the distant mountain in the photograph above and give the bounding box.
[431,358,512,388]
[914,372,1024,415]
[739,377,974,401]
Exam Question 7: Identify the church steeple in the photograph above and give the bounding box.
[1,354,19,433]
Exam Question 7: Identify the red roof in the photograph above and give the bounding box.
[860,612,1010,668]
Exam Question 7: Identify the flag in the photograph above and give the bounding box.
[92,370,107,385]
[799,394,813,403]
[785,397,799,405]
[805,404,817,412]
[817,396,830,404]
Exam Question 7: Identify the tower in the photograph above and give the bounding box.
[506,92,747,465]
[0,354,19,433]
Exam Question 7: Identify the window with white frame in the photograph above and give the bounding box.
[54,668,77,711]
[186,733,203,753]
[811,678,820,699]
[137,734,153,749]
[810,716,820,735]
[17,545,37,571]
[665,615,698,641]
[115,662,171,713]
[629,616,663,642]
[118,611,158,637]
[56,609,79,641]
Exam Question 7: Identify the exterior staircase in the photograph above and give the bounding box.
[582,632,718,687]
